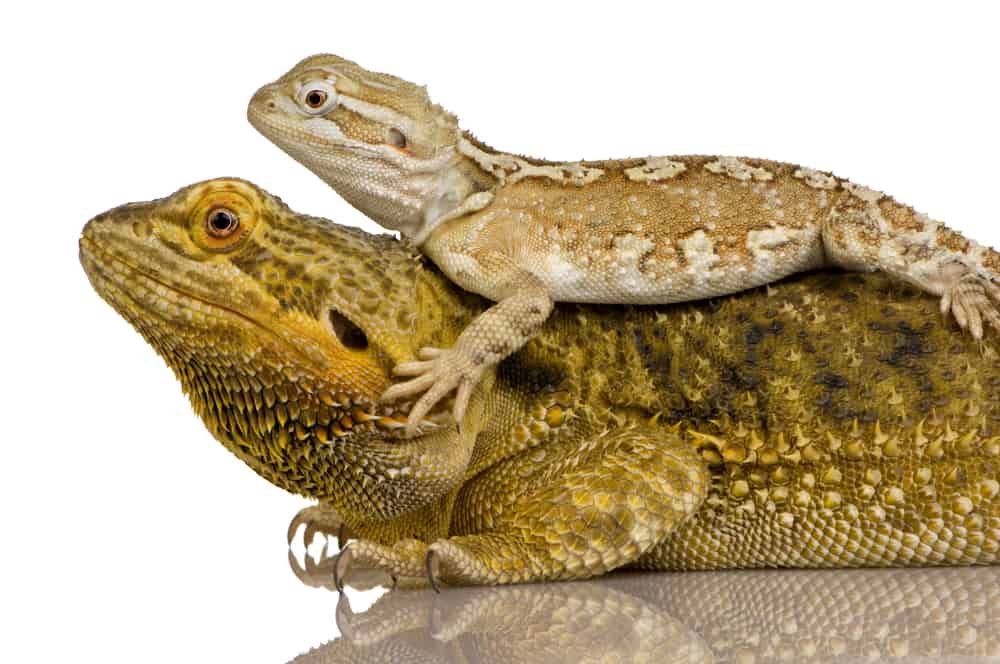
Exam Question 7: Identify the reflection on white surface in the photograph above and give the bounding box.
[288,552,1000,663]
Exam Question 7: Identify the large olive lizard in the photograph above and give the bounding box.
[80,178,1000,586]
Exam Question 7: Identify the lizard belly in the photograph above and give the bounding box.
[532,231,827,304]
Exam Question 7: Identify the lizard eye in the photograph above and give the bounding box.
[206,208,240,238]
[298,81,338,115]
[305,90,327,108]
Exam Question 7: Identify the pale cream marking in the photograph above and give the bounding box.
[793,167,839,190]
[704,157,774,182]
[610,234,657,290]
[358,75,402,92]
[624,157,687,182]
[508,161,604,186]
[678,230,721,272]
[457,138,604,186]
[336,95,419,136]
[542,252,588,292]
[746,227,799,258]
[843,182,885,205]
[311,66,356,94]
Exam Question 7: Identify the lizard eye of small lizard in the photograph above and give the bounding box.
[206,208,240,238]
[305,90,327,109]
[298,81,338,115]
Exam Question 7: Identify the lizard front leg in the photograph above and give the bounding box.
[335,425,709,586]
[383,254,553,435]
[823,185,1000,339]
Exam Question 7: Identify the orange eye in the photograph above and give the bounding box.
[206,207,240,238]
[304,89,328,109]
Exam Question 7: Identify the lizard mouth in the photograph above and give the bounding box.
[247,101,380,156]
[79,235,303,358]
[79,236,456,439]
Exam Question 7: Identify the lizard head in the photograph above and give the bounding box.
[248,54,482,240]
[80,178,480,521]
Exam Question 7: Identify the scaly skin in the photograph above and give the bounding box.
[287,565,1000,662]
[248,53,1000,434]
[80,178,1000,586]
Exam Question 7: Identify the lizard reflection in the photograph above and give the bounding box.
[287,519,1000,663]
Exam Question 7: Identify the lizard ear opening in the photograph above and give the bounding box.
[328,309,368,350]
[386,128,407,149]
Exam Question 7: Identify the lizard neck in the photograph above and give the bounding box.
[412,146,497,245]
[327,140,498,244]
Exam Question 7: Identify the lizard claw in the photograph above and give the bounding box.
[333,541,353,592]
[425,547,441,594]
[335,592,355,641]
[288,504,346,546]
[941,273,1000,340]
[381,345,483,436]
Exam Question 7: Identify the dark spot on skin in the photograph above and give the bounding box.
[721,365,760,390]
[877,320,935,368]
[815,372,849,389]
[638,247,656,274]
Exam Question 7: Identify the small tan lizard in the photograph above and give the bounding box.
[81,178,1000,586]
[249,53,1000,436]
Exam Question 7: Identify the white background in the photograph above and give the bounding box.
[3,1,999,662]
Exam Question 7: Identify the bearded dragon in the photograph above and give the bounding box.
[247,54,1000,436]
[80,178,1000,587]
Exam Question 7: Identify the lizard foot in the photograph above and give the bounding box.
[940,272,1000,340]
[329,538,434,590]
[381,346,484,436]
[337,536,499,588]
[287,504,350,548]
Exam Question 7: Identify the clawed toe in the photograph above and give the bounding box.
[943,273,1000,340]
[334,542,354,592]
[425,548,441,594]
[382,347,484,435]
[288,505,346,547]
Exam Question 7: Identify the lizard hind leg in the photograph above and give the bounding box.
[334,425,710,586]
[822,187,1000,341]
